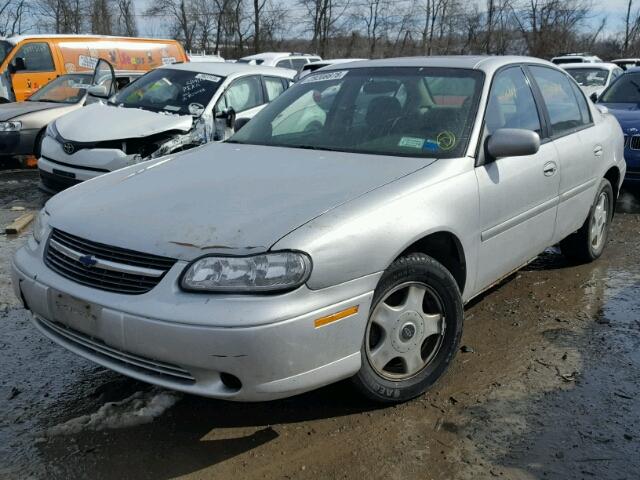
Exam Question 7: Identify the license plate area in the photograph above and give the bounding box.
[52,291,97,331]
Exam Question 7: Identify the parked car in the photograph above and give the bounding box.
[612,58,640,70]
[0,63,141,166]
[597,67,640,185]
[13,56,624,403]
[551,53,602,65]
[0,34,186,102]
[187,52,225,63]
[37,62,295,192]
[294,58,367,81]
[237,52,321,71]
[560,63,623,101]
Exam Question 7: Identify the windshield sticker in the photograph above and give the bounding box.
[78,55,98,70]
[437,131,456,150]
[398,137,426,149]
[423,139,439,152]
[301,70,349,84]
[188,103,205,115]
[195,73,221,83]
[164,105,181,111]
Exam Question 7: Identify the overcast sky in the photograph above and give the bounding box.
[129,0,636,38]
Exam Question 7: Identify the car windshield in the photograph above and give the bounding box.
[230,67,484,158]
[565,68,609,87]
[0,40,13,65]
[111,68,225,115]
[599,73,640,103]
[28,74,92,103]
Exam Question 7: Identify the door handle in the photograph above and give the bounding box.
[543,161,557,177]
[593,145,603,156]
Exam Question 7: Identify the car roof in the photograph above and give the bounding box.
[240,52,319,61]
[560,62,619,70]
[164,61,296,78]
[4,34,175,45]
[612,58,640,62]
[319,55,555,74]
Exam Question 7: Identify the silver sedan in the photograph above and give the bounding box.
[12,56,625,403]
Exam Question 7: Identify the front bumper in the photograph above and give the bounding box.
[12,239,377,401]
[0,128,39,156]
[623,146,640,185]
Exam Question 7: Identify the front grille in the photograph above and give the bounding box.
[36,316,195,383]
[630,135,640,150]
[45,229,177,294]
[624,135,630,148]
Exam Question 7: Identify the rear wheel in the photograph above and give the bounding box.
[352,253,464,403]
[561,178,613,263]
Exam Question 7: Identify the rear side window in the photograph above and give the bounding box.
[220,75,264,113]
[529,66,584,137]
[485,67,541,135]
[12,42,54,72]
[276,59,292,69]
[290,58,308,71]
[568,80,591,125]
[264,76,286,101]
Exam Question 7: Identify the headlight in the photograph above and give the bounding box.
[45,121,59,139]
[181,252,312,292]
[0,121,21,132]
[32,209,49,244]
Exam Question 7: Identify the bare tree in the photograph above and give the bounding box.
[115,0,137,36]
[147,0,198,51]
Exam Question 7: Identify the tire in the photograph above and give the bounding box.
[352,253,464,404]
[33,129,45,158]
[560,178,613,264]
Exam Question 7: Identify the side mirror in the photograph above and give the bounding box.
[87,84,109,98]
[596,104,609,115]
[11,57,26,73]
[216,107,236,129]
[486,128,540,159]
[234,117,250,132]
[590,92,598,102]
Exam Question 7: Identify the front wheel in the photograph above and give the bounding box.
[352,253,464,403]
[561,178,613,263]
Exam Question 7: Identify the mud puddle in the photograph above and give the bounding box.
[0,180,639,479]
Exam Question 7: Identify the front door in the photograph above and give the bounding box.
[9,42,57,101]
[475,66,561,291]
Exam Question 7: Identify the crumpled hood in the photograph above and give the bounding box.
[46,143,434,260]
[0,101,61,121]
[55,102,193,142]
[600,103,640,131]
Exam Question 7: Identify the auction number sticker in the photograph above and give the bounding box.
[302,70,349,84]
[195,73,221,83]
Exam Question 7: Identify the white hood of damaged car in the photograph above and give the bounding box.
[55,102,193,142]
[46,143,436,260]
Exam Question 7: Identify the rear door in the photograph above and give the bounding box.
[475,66,561,290]
[527,65,601,242]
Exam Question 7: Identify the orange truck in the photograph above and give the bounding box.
[0,35,187,102]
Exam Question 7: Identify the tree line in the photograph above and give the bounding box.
[4,0,640,61]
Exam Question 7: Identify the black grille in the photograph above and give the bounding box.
[624,135,630,148]
[630,135,640,150]
[45,229,177,294]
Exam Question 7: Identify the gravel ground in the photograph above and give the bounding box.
[0,170,638,480]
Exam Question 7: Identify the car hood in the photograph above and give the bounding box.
[599,103,640,131]
[55,102,194,142]
[0,101,63,121]
[46,143,435,260]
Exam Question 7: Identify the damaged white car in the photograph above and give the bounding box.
[37,62,295,192]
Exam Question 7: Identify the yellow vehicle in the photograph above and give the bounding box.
[0,35,187,102]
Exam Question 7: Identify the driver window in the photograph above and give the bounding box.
[485,67,541,136]
[219,76,263,113]
[12,42,54,72]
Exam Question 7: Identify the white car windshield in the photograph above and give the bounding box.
[28,74,91,104]
[230,66,484,158]
[111,68,225,115]
[565,68,609,87]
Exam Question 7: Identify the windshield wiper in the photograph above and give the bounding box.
[287,144,342,152]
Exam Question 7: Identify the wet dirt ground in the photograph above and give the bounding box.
[0,170,639,480]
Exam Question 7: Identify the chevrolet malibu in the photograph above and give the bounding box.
[12,56,625,403]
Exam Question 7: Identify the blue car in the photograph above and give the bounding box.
[598,67,640,185]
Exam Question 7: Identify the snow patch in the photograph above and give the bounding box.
[48,389,181,436]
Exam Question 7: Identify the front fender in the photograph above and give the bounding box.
[272,157,481,302]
